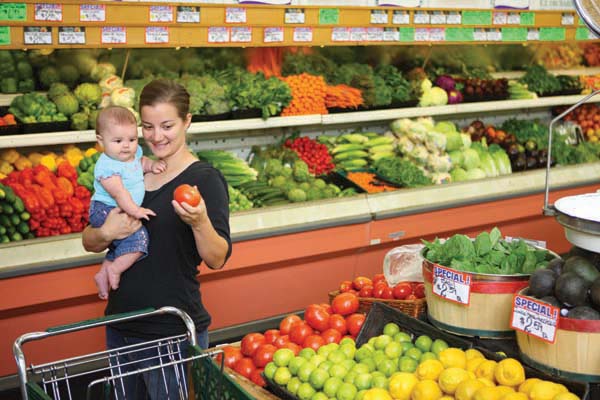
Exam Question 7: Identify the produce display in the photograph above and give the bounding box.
[285,136,335,176]
[518,65,582,97]
[561,103,600,142]
[344,171,398,194]
[337,274,425,301]
[196,150,258,188]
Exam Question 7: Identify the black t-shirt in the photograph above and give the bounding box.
[105,161,232,338]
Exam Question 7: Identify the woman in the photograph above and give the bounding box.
[82,79,232,398]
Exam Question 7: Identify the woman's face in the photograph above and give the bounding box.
[140,102,191,160]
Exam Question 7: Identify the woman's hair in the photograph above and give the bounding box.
[139,79,190,120]
[95,105,137,136]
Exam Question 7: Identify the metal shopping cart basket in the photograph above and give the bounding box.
[13,306,252,400]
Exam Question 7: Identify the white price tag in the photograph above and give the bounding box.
[392,11,410,25]
[149,6,173,23]
[226,7,246,23]
[430,27,445,41]
[511,295,559,344]
[80,5,105,22]
[527,28,539,41]
[493,12,507,25]
[487,28,502,41]
[145,27,168,44]
[264,27,284,43]
[208,27,229,43]
[285,9,305,24]
[474,28,487,41]
[432,265,471,305]
[24,27,52,45]
[231,26,252,42]
[508,12,521,25]
[414,11,430,24]
[383,28,400,41]
[430,11,446,25]
[35,4,62,22]
[561,13,574,25]
[58,27,85,45]
[177,6,200,24]
[102,27,126,44]
[414,27,429,41]
[350,27,367,42]
[447,11,461,24]
[367,27,384,41]
[371,10,388,24]
[331,27,350,42]
[293,27,312,42]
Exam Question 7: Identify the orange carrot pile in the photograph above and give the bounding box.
[346,171,397,194]
[280,73,328,116]
[325,84,364,109]
[246,47,284,78]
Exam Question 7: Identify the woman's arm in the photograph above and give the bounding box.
[82,207,142,253]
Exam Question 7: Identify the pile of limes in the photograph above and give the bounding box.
[263,322,581,400]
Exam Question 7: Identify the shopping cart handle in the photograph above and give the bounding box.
[46,308,155,333]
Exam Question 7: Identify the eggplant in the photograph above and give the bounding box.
[513,153,527,171]
[507,143,520,158]
[526,156,538,170]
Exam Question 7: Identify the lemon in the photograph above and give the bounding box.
[474,360,498,382]
[553,393,580,400]
[555,384,568,394]
[496,386,515,396]
[529,381,565,400]
[416,359,445,381]
[411,379,442,400]
[467,357,486,373]
[388,372,419,400]
[477,378,496,387]
[440,397,453,400]
[455,378,486,400]
[438,348,467,369]
[494,358,525,387]
[363,387,393,400]
[438,367,471,395]
[473,386,511,400]
[518,378,541,395]
[499,393,528,400]
[466,349,485,360]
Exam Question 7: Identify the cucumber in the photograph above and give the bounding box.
[0,226,5,235]
[0,214,10,227]
[20,212,30,221]
[17,222,29,234]
[10,214,20,226]
[13,197,24,213]
[10,232,23,241]
[2,203,14,214]
[259,191,287,202]
[4,187,15,204]
[0,235,9,243]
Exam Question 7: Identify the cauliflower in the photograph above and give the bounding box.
[39,65,60,89]
[53,93,79,116]
[71,111,89,131]
[99,75,123,93]
[418,87,448,107]
[409,145,429,165]
[74,83,102,108]
[397,136,416,155]
[424,131,447,153]
[431,172,452,185]
[390,118,413,136]
[406,122,428,143]
[48,82,70,101]
[110,87,135,108]
[287,188,307,203]
[91,63,117,82]
[426,153,452,173]
[99,92,112,109]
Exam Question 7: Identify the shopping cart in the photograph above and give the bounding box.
[13,306,227,400]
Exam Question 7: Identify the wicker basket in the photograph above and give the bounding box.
[328,290,427,318]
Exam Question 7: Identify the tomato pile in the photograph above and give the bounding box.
[284,136,335,176]
[219,293,366,388]
[561,103,600,142]
[339,274,425,300]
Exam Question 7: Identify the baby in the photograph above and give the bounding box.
[90,106,166,299]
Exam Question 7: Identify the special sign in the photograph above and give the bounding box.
[432,265,471,305]
[511,294,559,343]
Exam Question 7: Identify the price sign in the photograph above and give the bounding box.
[447,11,461,25]
[463,11,492,26]
[487,28,502,41]
[511,295,559,344]
[561,13,574,25]
[493,12,507,25]
[474,28,487,41]
[414,27,429,41]
[350,27,367,42]
[431,11,446,25]
[430,27,445,41]
[371,10,388,24]
[226,7,246,23]
[58,27,85,44]
[0,27,9,45]
[24,26,52,45]
[0,3,27,21]
[145,26,168,44]
[101,26,126,44]
[231,26,251,42]
[367,27,384,41]
[208,27,229,43]
[80,4,105,22]
[149,6,173,23]
[507,12,521,25]
[520,12,535,26]
[393,10,410,25]
[414,11,430,24]
[383,27,400,41]
[432,265,471,305]
[264,27,283,43]
[285,9,304,24]
[35,4,62,22]
[331,27,350,42]
[177,6,200,23]
[293,27,312,42]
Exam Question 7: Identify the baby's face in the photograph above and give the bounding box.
[98,123,139,162]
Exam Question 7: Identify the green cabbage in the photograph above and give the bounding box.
[461,148,481,170]
[434,121,457,134]
[448,150,464,166]
[445,131,463,152]
[450,167,468,182]
[465,168,486,180]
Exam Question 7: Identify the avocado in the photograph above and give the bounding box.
[568,246,600,270]
[567,306,600,320]
[539,296,562,308]
[528,269,557,298]
[590,277,600,311]
[546,258,564,276]
[554,272,591,306]
[563,256,600,284]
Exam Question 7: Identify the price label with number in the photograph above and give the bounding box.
[430,28,445,41]
[393,10,410,25]
[414,11,429,24]
[231,26,252,42]
[293,27,312,42]
[487,28,502,41]
[371,10,388,24]
[331,27,350,42]
[507,12,521,25]
[264,27,284,43]
[447,11,461,25]
[0,27,9,45]
[0,3,27,22]
[367,27,384,41]
[146,27,168,43]
[493,12,507,25]
[561,13,574,25]
[208,27,229,43]
[527,28,539,41]
[58,27,85,45]
[149,6,173,23]
[383,28,400,41]
[80,4,105,22]
[226,7,246,23]
[350,27,367,42]
[511,295,559,344]
[35,4,62,22]
[432,265,471,305]
[24,26,52,45]
[414,28,429,42]
[285,9,304,24]
[177,6,200,23]
[101,26,126,44]
[431,11,446,25]
[474,28,487,41]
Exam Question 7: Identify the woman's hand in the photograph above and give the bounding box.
[103,207,143,241]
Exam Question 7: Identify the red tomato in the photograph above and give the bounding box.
[413,283,426,299]
[372,282,387,298]
[289,323,314,345]
[263,329,280,345]
[216,345,243,369]
[319,303,333,315]
[252,344,277,368]
[279,314,302,335]
[274,334,290,348]
[352,276,373,291]
[358,285,373,298]
[280,341,302,355]
[234,357,256,379]
[304,304,330,332]
[321,328,342,344]
[250,368,266,387]
[329,314,348,335]
[303,334,325,351]
[240,333,266,357]
[381,286,394,299]
[347,289,359,296]
[392,283,413,300]
[339,280,353,293]
[346,313,366,337]
[372,274,386,285]
[406,294,418,300]
[173,184,201,207]
[332,292,360,316]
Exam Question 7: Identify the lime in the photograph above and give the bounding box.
[354,372,373,391]
[336,382,358,400]
[296,382,316,400]
[300,348,317,360]
[384,341,403,359]
[309,368,330,390]
[400,341,414,353]
[374,335,392,350]
[414,335,433,352]
[377,358,398,377]
[318,360,333,372]
[339,337,355,347]
[340,343,356,360]
[323,376,343,398]
[274,366,292,386]
[355,346,374,362]
[286,377,302,395]
[297,363,316,383]
[431,338,449,356]
[351,363,370,375]
[420,351,437,362]
[273,348,295,367]
[371,374,389,389]
[343,371,358,384]
[361,357,377,372]
[289,356,308,375]
[340,359,356,372]
[393,332,412,343]
[398,356,418,373]
[327,350,347,364]
[311,392,329,400]
[404,347,423,361]
[328,364,349,380]
[383,322,401,337]
[264,361,278,380]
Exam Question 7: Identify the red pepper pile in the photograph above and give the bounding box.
[2,162,91,237]
[284,136,335,176]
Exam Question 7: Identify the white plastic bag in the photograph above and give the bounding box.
[383,244,425,287]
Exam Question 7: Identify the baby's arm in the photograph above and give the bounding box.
[100,175,155,220]
[142,156,166,175]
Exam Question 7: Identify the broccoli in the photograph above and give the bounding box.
[16,61,33,80]
[287,188,307,203]
[292,160,311,182]
[298,182,311,191]
[88,109,99,129]
[53,113,68,122]
[71,111,89,131]
[41,101,57,116]
[264,159,283,178]
[38,115,52,122]
[1,78,17,93]
[58,64,80,87]
[327,184,341,195]
[281,165,293,178]
[270,175,287,188]
[54,93,79,116]
[322,186,336,198]
[48,82,70,101]
[18,79,35,93]
[313,179,327,189]
[39,65,60,89]
[305,187,323,201]
[74,83,102,108]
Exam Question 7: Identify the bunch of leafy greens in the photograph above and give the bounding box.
[422,227,553,275]
[373,157,431,188]
[281,52,337,81]
[552,139,600,165]
[500,118,549,148]
[176,75,230,116]
[519,64,561,96]
[375,65,412,103]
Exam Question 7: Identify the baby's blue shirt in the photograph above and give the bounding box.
[91,146,145,207]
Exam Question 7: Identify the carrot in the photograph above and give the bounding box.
[325,84,364,109]
[281,73,328,116]
[346,171,397,194]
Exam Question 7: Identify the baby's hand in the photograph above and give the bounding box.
[132,207,156,221]
[151,160,167,174]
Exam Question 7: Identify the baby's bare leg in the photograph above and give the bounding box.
[107,252,143,290]
[94,260,111,300]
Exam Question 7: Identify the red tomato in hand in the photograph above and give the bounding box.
[352,276,373,291]
[304,304,330,332]
[329,314,348,335]
[413,283,426,299]
[339,280,353,293]
[321,328,342,344]
[289,323,314,345]
[346,313,366,337]
[263,329,280,345]
[274,334,290,348]
[216,345,243,368]
[372,274,386,285]
[331,292,359,316]
[280,341,302,355]
[252,344,277,368]
[173,184,201,207]
[392,283,413,300]
[303,334,325,351]
[250,368,266,387]
[240,333,266,357]
[234,357,256,378]
[279,314,302,335]
[358,285,373,298]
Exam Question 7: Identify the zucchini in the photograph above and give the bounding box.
[0,214,10,227]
